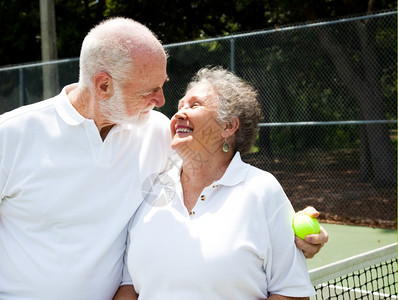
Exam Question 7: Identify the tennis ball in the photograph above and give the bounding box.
[292,214,320,239]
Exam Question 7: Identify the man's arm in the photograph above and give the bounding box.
[295,206,329,259]
[113,285,138,300]
[268,295,309,300]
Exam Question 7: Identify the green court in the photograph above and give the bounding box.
[306,223,397,299]
[307,223,397,270]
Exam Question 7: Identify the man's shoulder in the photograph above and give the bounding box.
[149,110,170,122]
[145,110,171,132]
[0,98,56,128]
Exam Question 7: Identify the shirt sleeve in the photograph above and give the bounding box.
[262,176,316,297]
[0,153,8,205]
[121,217,133,286]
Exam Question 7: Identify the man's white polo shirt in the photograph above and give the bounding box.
[0,84,172,299]
[127,152,315,299]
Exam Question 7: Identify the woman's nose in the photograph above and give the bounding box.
[174,107,187,119]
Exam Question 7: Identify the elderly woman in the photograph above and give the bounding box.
[125,67,316,299]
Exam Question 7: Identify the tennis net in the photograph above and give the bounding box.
[309,243,397,299]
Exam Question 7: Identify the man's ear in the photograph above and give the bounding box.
[222,117,240,138]
[93,72,113,100]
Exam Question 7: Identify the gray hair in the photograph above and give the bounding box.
[79,17,165,88]
[187,66,263,155]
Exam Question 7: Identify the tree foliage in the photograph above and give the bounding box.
[0,0,395,66]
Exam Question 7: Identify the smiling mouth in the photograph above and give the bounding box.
[176,127,193,134]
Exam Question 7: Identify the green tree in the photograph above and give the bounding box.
[1,0,396,66]
[0,0,41,66]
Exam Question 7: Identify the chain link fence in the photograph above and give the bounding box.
[0,10,396,227]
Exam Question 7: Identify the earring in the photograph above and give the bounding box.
[222,139,229,153]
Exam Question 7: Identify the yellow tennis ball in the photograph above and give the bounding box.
[292,214,320,239]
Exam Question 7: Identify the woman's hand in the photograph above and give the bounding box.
[294,206,329,259]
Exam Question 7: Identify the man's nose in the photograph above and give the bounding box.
[152,89,165,107]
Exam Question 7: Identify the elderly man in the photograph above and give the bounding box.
[0,17,171,299]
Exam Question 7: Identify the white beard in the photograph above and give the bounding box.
[99,84,153,126]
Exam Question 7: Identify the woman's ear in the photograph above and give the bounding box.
[93,72,114,100]
[222,117,240,138]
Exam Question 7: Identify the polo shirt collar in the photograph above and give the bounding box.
[215,151,251,187]
[54,84,135,134]
[54,83,87,126]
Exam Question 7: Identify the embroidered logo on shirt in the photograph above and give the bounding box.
[142,173,176,207]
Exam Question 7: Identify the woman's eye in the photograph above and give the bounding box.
[192,102,200,108]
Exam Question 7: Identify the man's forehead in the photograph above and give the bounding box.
[129,74,168,96]
[126,69,167,86]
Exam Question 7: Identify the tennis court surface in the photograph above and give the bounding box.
[307,223,397,299]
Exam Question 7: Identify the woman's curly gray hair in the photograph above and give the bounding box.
[187,66,263,155]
